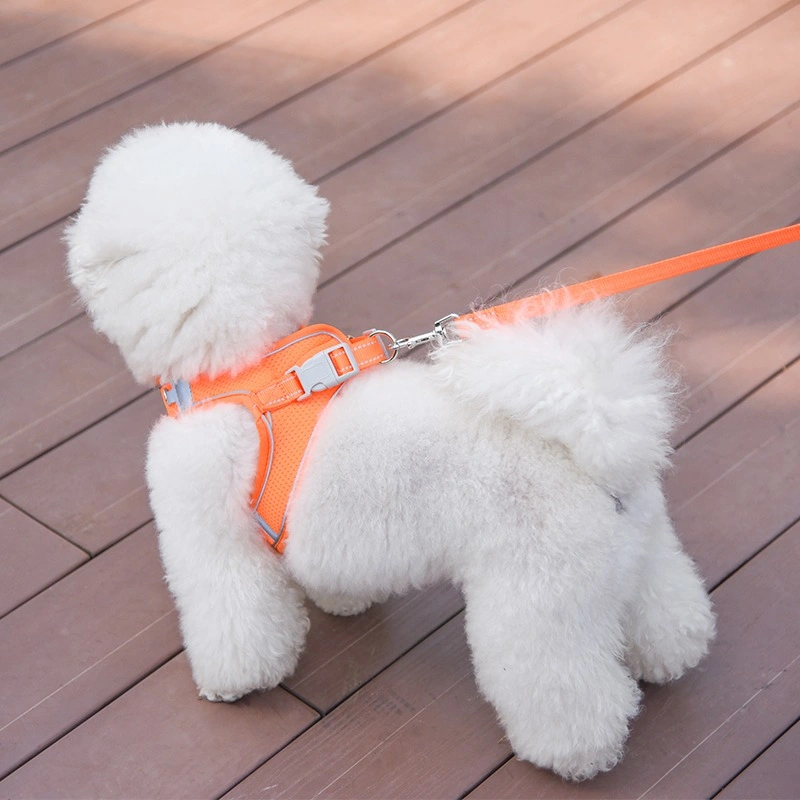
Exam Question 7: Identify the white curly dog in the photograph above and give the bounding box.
[66,122,715,781]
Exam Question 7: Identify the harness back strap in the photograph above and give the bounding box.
[160,324,388,553]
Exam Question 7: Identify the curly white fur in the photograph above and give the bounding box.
[432,304,679,497]
[65,122,329,384]
[66,123,715,781]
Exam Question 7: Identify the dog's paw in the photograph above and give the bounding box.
[198,687,248,703]
[548,742,625,782]
[309,591,388,617]
[507,664,642,782]
[626,599,716,684]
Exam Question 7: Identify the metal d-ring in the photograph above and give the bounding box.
[367,329,399,363]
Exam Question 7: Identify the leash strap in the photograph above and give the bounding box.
[457,222,800,327]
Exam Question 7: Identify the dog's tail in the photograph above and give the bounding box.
[431,300,679,495]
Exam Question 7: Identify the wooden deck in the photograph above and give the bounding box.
[1,1,799,796]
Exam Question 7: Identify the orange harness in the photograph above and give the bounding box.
[160,324,390,552]
[159,223,800,552]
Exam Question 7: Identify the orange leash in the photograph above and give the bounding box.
[458,222,800,328]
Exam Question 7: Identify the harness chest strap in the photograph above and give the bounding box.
[160,324,390,553]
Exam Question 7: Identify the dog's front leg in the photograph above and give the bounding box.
[147,404,309,701]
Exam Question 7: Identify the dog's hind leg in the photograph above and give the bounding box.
[623,482,716,684]
[147,404,309,701]
[461,542,642,782]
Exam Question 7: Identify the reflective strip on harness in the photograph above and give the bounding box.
[160,324,389,553]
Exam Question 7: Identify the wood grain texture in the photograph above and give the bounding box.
[3,1,800,796]
[226,615,507,800]
[0,315,139,477]
[715,721,800,800]
[316,5,800,337]
[286,583,463,711]
[0,224,75,359]
[245,0,629,179]
[0,0,310,151]
[0,523,462,781]
[662,244,800,446]
[669,359,800,588]
[0,0,471,251]
[1,392,160,553]
[315,0,799,288]
[1,0,792,359]
[0,524,181,779]
[639,672,800,798]
[1,0,627,356]
[0,653,318,799]
[0,498,86,617]
[0,0,143,66]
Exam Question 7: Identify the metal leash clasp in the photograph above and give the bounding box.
[366,314,459,363]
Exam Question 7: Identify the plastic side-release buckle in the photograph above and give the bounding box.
[286,342,360,401]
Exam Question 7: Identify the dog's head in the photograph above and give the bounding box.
[65,122,329,384]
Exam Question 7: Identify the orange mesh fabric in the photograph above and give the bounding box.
[160,324,388,552]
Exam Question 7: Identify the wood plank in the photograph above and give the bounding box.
[315,0,799,286]
[315,8,800,337]
[0,0,790,359]
[0,0,143,65]
[714,721,800,800]
[510,143,800,334]
[227,614,508,800]
[0,315,139,477]
[0,653,318,799]
[0,0,311,152]
[2,3,798,796]
[468,521,800,800]
[0,224,74,359]
[662,243,800,445]
[0,498,86,617]
[668,358,800,589]
[0,523,181,779]
[243,0,629,179]
[506,126,800,335]
[0,392,159,553]
[286,583,463,711]
[0,0,470,251]
[641,692,800,798]
[0,0,628,356]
